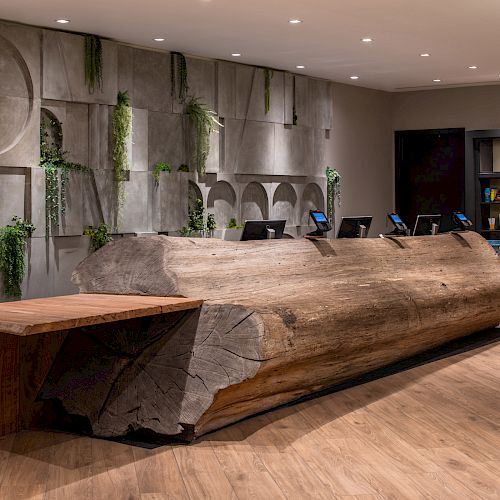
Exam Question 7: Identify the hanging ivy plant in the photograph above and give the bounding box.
[170,52,189,103]
[84,34,103,94]
[40,117,89,232]
[264,68,273,114]
[292,75,298,125]
[112,90,133,226]
[152,162,172,185]
[84,223,113,252]
[186,97,223,175]
[325,166,342,224]
[0,217,35,298]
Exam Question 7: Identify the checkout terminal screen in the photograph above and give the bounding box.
[312,211,328,223]
[456,213,468,221]
[390,214,403,224]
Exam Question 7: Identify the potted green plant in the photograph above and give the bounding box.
[214,217,244,241]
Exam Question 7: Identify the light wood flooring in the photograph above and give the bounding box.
[0,339,499,499]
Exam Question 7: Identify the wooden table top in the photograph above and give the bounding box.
[0,294,203,336]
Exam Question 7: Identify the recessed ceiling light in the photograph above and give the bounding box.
[350,76,359,80]
[433,79,441,82]
[231,53,241,57]
[153,38,165,42]
[296,65,305,69]
[468,65,478,69]
[55,19,70,24]
[420,53,431,57]
[361,38,373,43]
[289,19,302,24]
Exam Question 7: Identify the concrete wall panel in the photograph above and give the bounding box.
[274,124,314,176]
[148,111,185,170]
[217,61,236,119]
[0,174,25,226]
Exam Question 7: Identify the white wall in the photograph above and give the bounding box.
[330,83,394,236]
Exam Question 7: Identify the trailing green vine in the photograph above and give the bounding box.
[84,34,103,93]
[264,68,273,114]
[112,90,133,226]
[0,217,35,298]
[170,52,189,103]
[152,162,172,185]
[186,97,223,175]
[325,166,342,224]
[40,117,89,232]
[84,223,113,252]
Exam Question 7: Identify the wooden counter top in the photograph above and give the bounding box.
[0,294,203,336]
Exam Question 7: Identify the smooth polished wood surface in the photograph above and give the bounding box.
[0,338,498,499]
[0,294,203,336]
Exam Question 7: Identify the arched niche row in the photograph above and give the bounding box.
[207,181,237,228]
[272,182,298,226]
[41,108,63,151]
[188,180,203,212]
[301,183,325,225]
[241,182,269,221]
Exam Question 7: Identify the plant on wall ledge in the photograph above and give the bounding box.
[187,97,223,175]
[112,90,133,227]
[152,162,172,186]
[325,166,342,225]
[170,52,189,103]
[40,117,90,232]
[0,217,35,298]
[178,164,190,172]
[84,223,113,252]
[84,34,103,93]
[264,68,273,114]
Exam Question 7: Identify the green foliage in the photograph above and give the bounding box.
[84,223,113,252]
[226,218,244,229]
[186,97,223,175]
[178,164,190,172]
[170,52,189,103]
[179,199,217,236]
[264,68,274,114]
[40,117,89,232]
[0,217,35,298]
[152,162,172,185]
[84,34,103,93]
[206,213,217,232]
[325,166,342,223]
[112,91,133,226]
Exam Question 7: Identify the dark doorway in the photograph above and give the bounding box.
[395,128,465,233]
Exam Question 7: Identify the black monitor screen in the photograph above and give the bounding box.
[241,220,286,241]
[413,215,441,236]
[337,216,373,238]
[311,211,328,223]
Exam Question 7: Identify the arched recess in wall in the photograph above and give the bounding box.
[0,34,34,155]
[40,108,63,150]
[301,183,325,225]
[207,181,237,228]
[241,182,269,221]
[272,182,298,226]
[188,180,203,211]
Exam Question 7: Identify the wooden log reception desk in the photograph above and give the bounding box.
[0,295,203,437]
[34,231,499,444]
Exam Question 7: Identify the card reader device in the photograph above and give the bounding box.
[387,212,409,236]
[307,210,332,238]
[452,211,473,230]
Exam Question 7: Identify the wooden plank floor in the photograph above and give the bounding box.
[0,340,498,499]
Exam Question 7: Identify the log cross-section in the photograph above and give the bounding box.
[39,232,500,442]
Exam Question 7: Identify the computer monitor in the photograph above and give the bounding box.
[337,216,373,238]
[413,214,442,236]
[241,220,286,241]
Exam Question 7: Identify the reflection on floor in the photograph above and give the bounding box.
[0,338,499,499]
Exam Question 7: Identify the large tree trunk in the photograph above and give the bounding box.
[41,232,500,441]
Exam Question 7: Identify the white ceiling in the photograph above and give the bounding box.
[2,0,500,92]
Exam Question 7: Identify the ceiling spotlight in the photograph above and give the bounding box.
[433,79,441,82]
[289,19,302,24]
[55,19,70,24]
[468,65,478,69]
[153,38,165,42]
[296,65,305,69]
[361,38,373,43]
[231,53,241,57]
[420,53,430,57]
[350,75,359,80]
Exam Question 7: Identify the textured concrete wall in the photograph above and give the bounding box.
[0,19,394,301]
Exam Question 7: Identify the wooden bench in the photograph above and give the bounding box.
[0,294,203,436]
